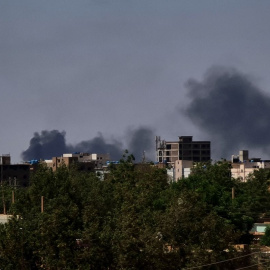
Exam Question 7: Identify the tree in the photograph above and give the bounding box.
[0,157,268,269]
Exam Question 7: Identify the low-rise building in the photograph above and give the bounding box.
[231,150,270,182]
[250,217,270,243]
[0,155,31,187]
[44,152,110,173]
[174,160,193,181]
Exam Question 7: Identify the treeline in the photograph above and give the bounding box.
[0,154,270,269]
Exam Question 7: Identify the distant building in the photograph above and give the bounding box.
[156,136,211,166]
[0,155,31,187]
[231,150,270,182]
[250,217,270,243]
[44,152,110,172]
[155,159,194,182]
[174,160,193,181]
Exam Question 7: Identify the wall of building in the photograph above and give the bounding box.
[1,164,30,187]
[174,160,193,181]
[156,136,211,166]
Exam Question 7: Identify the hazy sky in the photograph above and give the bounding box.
[1,0,270,162]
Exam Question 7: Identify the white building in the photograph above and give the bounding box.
[174,160,193,181]
[231,150,270,182]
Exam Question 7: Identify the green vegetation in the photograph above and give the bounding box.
[261,226,270,246]
[0,156,269,269]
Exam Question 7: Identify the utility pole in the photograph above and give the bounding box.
[142,151,146,163]
[41,196,44,213]
[232,187,235,200]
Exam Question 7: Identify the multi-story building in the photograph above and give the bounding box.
[156,136,211,166]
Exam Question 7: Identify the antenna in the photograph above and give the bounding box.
[142,151,146,163]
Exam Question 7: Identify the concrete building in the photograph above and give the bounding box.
[169,150,270,183]
[231,150,270,182]
[44,152,110,172]
[156,136,211,166]
[250,217,270,243]
[0,155,31,187]
[174,160,193,181]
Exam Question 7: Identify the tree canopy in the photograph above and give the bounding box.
[0,157,269,269]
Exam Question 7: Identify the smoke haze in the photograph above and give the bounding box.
[184,66,270,159]
[127,127,155,162]
[21,130,68,161]
[21,127,155,162]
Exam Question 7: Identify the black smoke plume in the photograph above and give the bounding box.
[184,66,270,159]
[68,132,123,160]
[21,127,155,162]
[127,127,155,161]
[21,130,68,161]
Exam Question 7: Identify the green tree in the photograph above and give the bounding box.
[0,156,268,269]
[261,225,270,246]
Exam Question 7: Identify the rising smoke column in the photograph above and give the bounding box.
[69,132,123,160]
[21,130,68,160]
[127,126,155,162]
[21,127,155,161]
[21,130,124,161]
[184,66,270,159]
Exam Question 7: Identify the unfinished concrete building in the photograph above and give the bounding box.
[156,136,211,166]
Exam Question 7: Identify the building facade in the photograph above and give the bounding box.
[231,150,270,182]
[156,136,211,166]
[0,155,31,187]
[44,152,110,172]
[174,160,193,181]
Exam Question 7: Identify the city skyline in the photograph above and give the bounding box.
[1,1,270,162]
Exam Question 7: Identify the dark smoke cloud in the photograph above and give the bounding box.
[68,132,123,160]
[21,127,155,162]
[184,66,270,159]
[21,130,68,161]
[127,127,155,162]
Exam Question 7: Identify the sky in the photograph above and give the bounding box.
[1,0,270,163]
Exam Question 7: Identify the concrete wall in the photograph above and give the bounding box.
[174,160,193,181]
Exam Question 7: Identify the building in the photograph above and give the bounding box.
[174,160,193,181]
[156,136,211,166]
[250,217,270,243]
[0,155,31,187]
[169,149,270,183]
[44,152,110,172]
[231,150,270,182]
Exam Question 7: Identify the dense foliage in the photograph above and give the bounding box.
[0,156,269,269]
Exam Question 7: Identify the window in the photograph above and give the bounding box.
[201,144,210,149]
[166,144,171,149]
[183,144,191,149]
